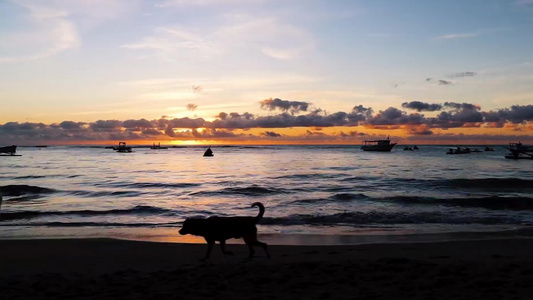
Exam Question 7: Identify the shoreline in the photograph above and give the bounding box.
[2,225,533,245]
[2,237,533,299]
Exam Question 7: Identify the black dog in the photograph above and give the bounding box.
[179,202,270,260]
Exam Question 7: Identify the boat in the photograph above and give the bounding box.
[413,146,419,150]
[484,146,495,151]
[403,146,413,151]
[150,142,168,150]
[361,137,397,152]
[114,142,132,153]
[446,147,471,154]
[0,145,17,156]
[505,142,533,159]
[203,146,214,157]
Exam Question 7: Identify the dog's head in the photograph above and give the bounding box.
[179,218,206,235]
[179,219,192,235]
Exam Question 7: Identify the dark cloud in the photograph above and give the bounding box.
[262,131,281,137]
[187,104,198,111]
[58,121,86,130]
[427,103,483,128]
[90,120,123,132]
[1,102,533,144]
[210,109,362,129]
[192,128,237,138]
[443,102,481,111]
[339,131,367,138]
[122,118,153,129]
[450,71,477,78]
[192,85,202,93]
[426,78,454,85]
[0,122,47,131]
[168,117,206,128]
[142,128,163,135]
[407,125,433,135]
[402,101,443,112]
[412,102,484,128]
[368,107,424,125]
[260,98,310,114]
[482,105,533,125]
[347,105,373,123]
[305,130,325,136]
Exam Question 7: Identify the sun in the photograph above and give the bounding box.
[171,140,201,146]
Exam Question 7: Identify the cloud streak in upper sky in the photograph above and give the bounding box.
[435,33,478,40]
[0,2,79,63]
[122,14,315,61]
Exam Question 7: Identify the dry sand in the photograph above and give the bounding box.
[1,238,533,299]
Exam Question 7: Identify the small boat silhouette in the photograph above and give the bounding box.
[114,142,132,153]
[203,146,214,157]
[0,145,17,156]
[150,142,168,150]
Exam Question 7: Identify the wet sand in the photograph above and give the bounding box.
[1,238,533,299]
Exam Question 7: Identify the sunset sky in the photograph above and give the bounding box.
[1,0,533,145]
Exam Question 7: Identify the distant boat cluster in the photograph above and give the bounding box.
[2,140,532,160]
[403,146,419,151]
[446,147,483,154]
[103,141,214,157]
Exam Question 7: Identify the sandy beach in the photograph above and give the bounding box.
[1,238,533,299]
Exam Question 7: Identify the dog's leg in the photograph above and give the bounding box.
[202,239,215,261]
[243,235,257,258]
[219,240,234,256]
[254,240,270,259]
[245,240,256,258]
[244,234,270,258]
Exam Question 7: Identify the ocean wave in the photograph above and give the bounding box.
[191,185,293,196]
[13,175,48,179]
[290,193,369,204]
[0,221,183,228]
[288,194,533,211]
[4,195,45,202]
[115,182,201,189]
[0,185,55,196]
[94,182,201,189]
[1,209,526,227]
[447,178,533,189]
[272,173,347,180]
[340,176,380,182]
[383,196,533,211]
[389,178,533,190]
[0,205,175,221]
[68,190,143,198]
[261,211,524,226]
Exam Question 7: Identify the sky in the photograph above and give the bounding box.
[1,0,533,145]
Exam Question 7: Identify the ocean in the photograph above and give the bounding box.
[1,145,532,245]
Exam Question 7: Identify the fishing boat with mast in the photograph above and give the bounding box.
[361,137,397,152]
[505,142,533,159]
[150,142,168,150]
[114,142,132,153]
[0,145,17,156]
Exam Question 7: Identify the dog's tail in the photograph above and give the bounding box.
[252,202,265,223]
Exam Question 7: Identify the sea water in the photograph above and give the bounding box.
[1,145,532,244]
